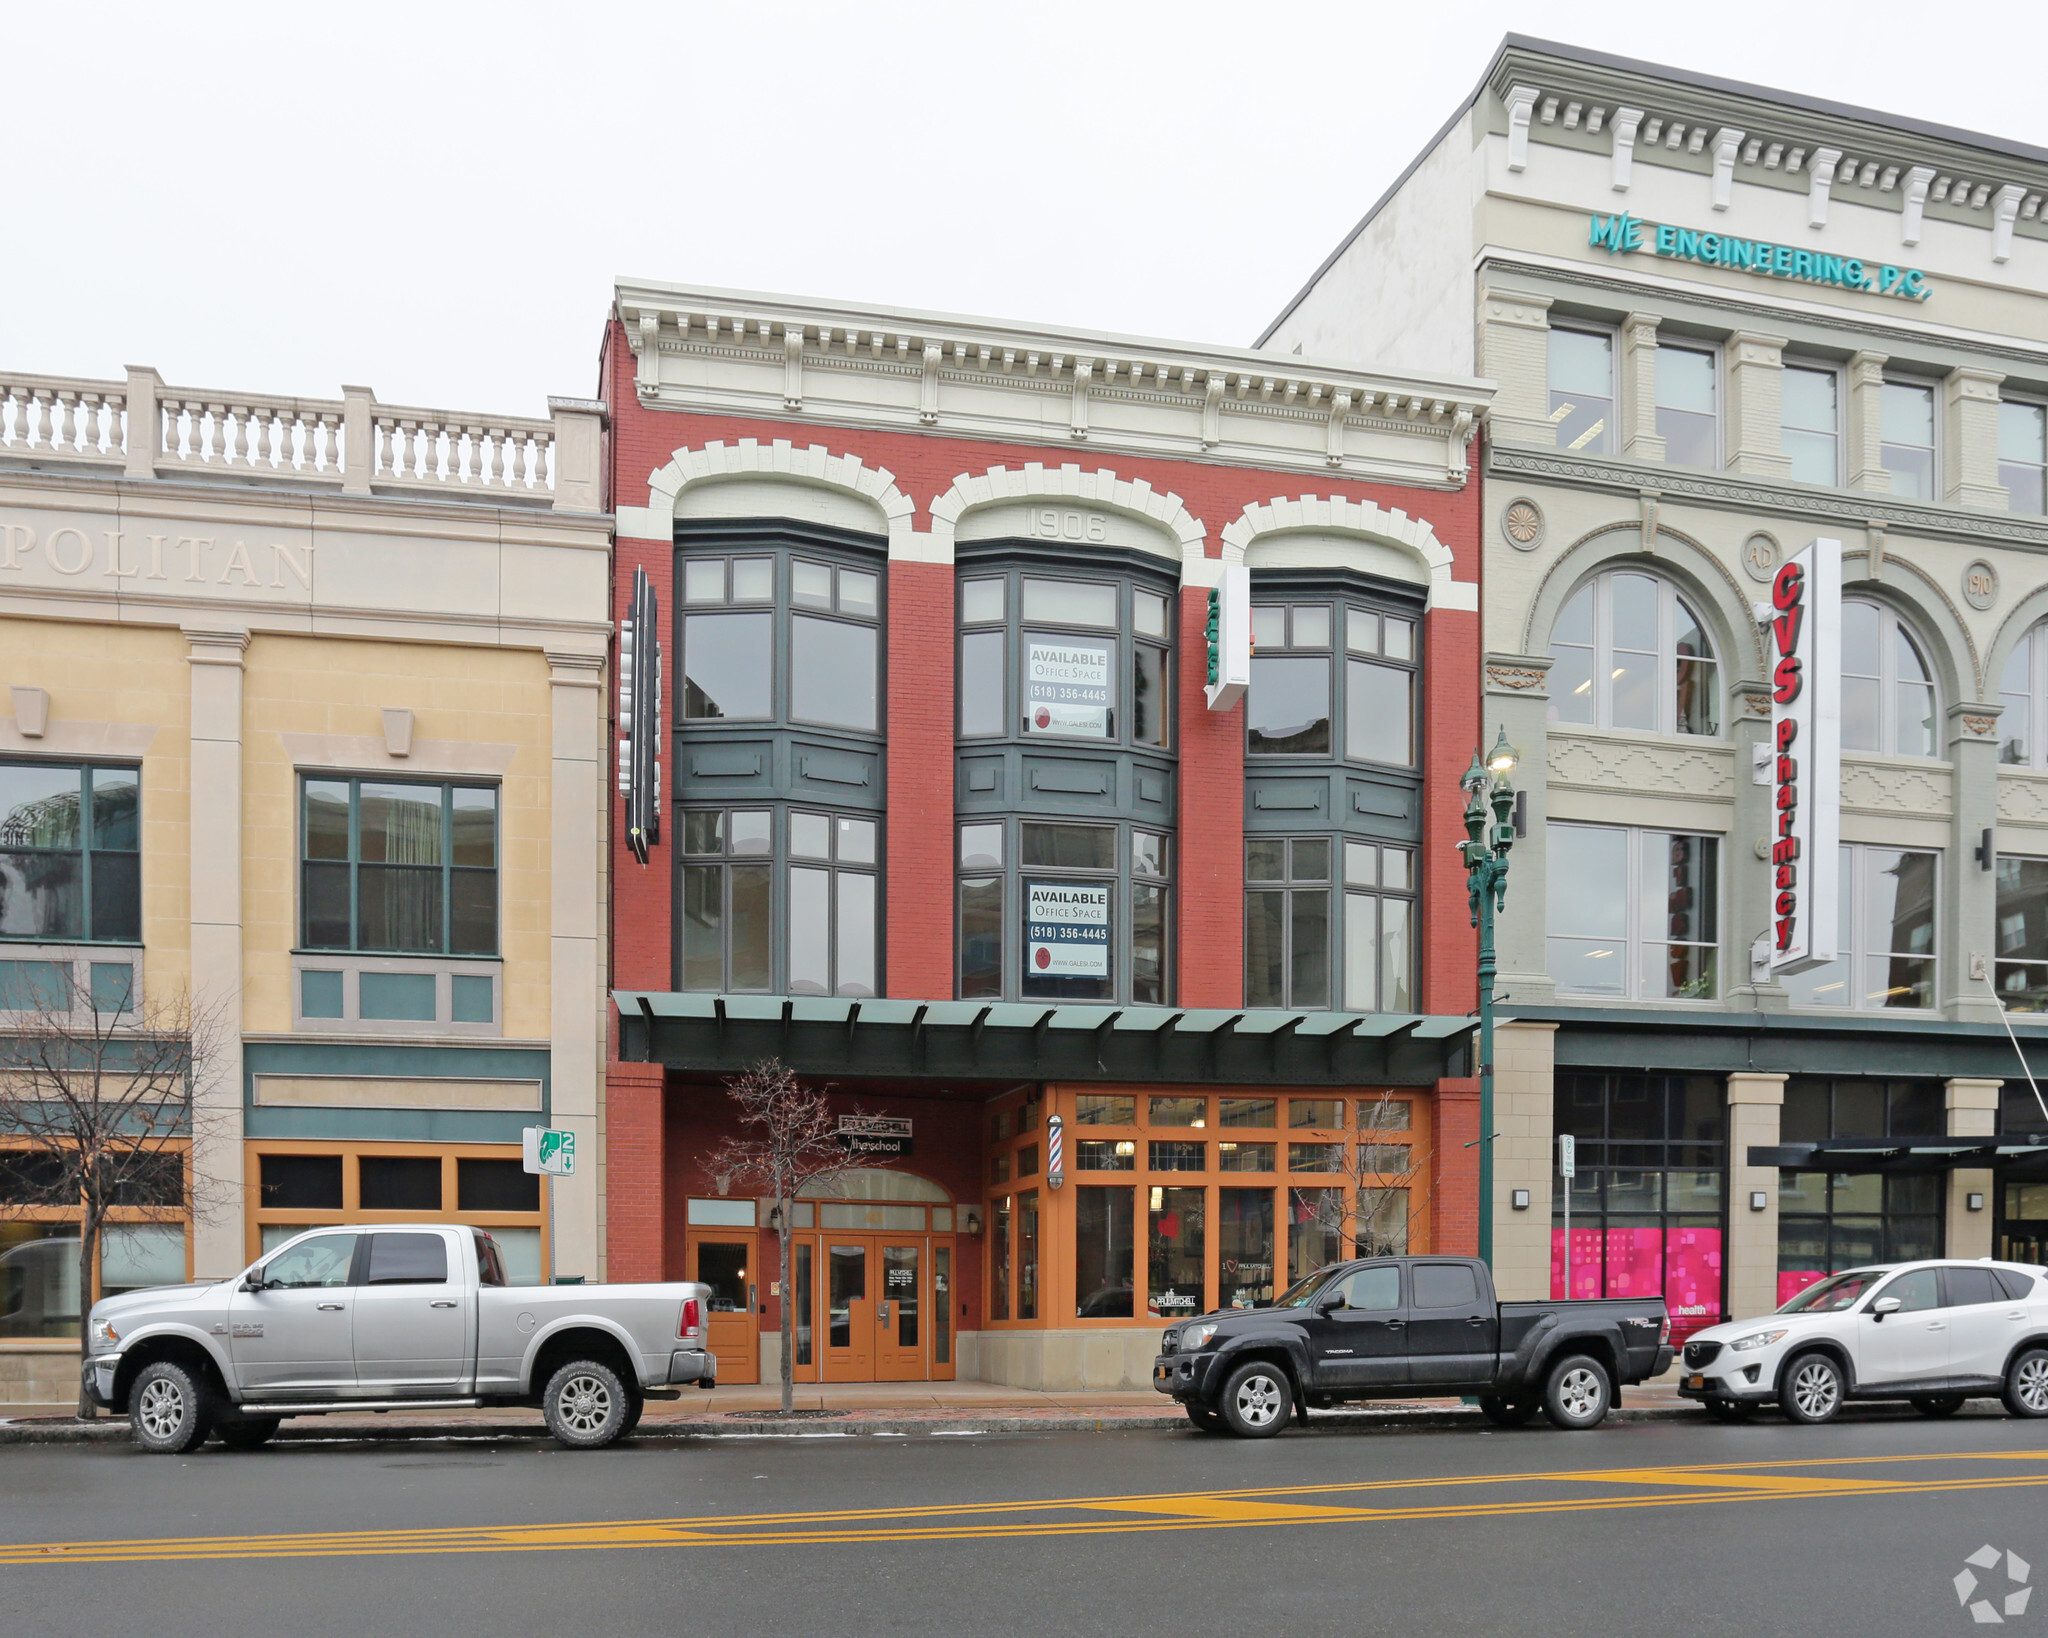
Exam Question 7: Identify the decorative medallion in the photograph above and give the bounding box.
[1963,559,2000,611]
[1485,664,1548,691]
[1502,498,1545,551]
[1963,714,1998,737]
[1741,532,1780,583]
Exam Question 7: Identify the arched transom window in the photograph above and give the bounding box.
[1841,600,1937,758]
[1549,570,1719,736]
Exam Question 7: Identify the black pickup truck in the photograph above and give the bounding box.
[1153,1255,1671,1437]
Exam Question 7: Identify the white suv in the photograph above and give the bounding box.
[1676,1260,2048,1424]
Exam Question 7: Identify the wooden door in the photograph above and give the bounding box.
[819,1239,875,1381]
[687,1234,759,1385]
[873,1241,924,1381]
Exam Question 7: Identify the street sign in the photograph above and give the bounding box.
[523,1126,575,1176]
[1558,1134,1576,1179]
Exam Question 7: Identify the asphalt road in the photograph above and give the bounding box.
[4,1409,2046,1637]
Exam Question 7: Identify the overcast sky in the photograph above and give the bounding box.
[5,1,2038,416]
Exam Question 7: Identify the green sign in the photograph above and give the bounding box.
[523,1126,575,1176]
[1589,212,1930,301]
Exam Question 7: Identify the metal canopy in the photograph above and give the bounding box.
[1751,1138,2048,1175]
[613,992,1477,1087]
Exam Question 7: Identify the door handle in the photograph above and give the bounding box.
[1383,1319,1405,1328]
[317,1303,345,1312]
[1927,1322,1946,1331]
[1467,1316,1488,1326]
[430,1300,459,1309]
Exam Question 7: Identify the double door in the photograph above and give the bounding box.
[791,1233,954,1383]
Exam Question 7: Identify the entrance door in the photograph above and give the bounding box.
[875,1243,924,1380]
[689,1236,759,1386]
[821,1242,874,1381]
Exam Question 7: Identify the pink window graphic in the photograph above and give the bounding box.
[1552,1226,1724,1343]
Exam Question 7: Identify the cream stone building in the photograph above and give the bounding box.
[1264,36,2048,1330]
[0,368,609,1395]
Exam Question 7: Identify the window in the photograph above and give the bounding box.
[679,807,877,996]
[1549,571,1719,736]
[1879,379,1937,500]
[1546,824,1719,1001]
[1993,856,2048,1013]
[1016,1191,1039,1320]
[681,550,879,732]
[1781,363,1841,485]
[957,570,1172,748]
[1341,840,1415,1012]
[1999,624,2047,766]
[1840,601,1937,757]
[2002,400,2048,515]
[363,1232,449,1285]
[261,1233,358,1289]
[1246,600,1417,764]
[1548,325,1614,453]
[1074,1094,1136,1125]
[1413,1263,1480,1309]
[0,760,140,943]
[1218,1188,1275,1310]
[957,820,1169,1004]
[1778,1109,1942,1305]
[1246,836,1330,1008]
[1654,342,1718,468]
[1075,1186,1135,1317]
[1147,1184,1204,1316]
[1075,1139,1135,1171]
[1780,846,1938,1011]
[1554,1073,1725,1340]
[300,779,496,955]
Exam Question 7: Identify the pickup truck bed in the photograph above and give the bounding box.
[1154,1255,1670,1437]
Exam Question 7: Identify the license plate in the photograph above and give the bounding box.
[1686,1374,1706,1389]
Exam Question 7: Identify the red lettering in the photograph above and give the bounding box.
[1777,754,1796,783]
[1776,891,1797,916]
[1773,654,1803,704]
[1776,863,1796,890]
[1773,838,1801,864]
[1777,718,1799,750]
[1778,812,1796,838]
[1777,782,1798,810]
[1773,604,1805,658]
[1772,560,1806,611]
[1776,915,1796,950]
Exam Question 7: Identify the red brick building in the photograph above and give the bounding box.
[599,282,1494,1388]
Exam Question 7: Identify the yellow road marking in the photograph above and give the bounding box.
[7,1451,2046,1566]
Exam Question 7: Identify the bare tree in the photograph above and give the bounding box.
[0,983,226,1416]
[1290,1091,1434,1267]
[704,1058,878,1416]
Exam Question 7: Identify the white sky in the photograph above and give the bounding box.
[5,0,2040,417]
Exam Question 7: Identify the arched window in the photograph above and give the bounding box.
[1999,621,2048,767]
[1549,570,1719,736]
[1841,600,1937,758]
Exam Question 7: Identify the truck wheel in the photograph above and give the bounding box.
[215,1418,282,1450]
[1778,1352,1844,1424]
[1910,1394,1966,1419]
[1478,1395,1538,1428]
[2003,1348,2048,1419]
[542,1360,633,1449]
[1217,1361,1294,1438]
[1184,1403,1224,1434]
[616,1393,646,1439]
[1541,1355,1612,1430]
[129,1360,213,1455]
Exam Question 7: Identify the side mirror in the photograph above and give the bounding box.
[1315,1291,1345,1313]
[240,1272,267,1293]
[1871,1296,1901,1321]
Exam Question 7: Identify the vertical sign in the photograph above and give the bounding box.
[619,567,662,864]
[1769,538,1841,973]
[1558,1134,1576,1299]
[1204,562,1251,711]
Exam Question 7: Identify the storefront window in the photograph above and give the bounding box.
[1288,1186,1344,1281]
[1148,1185,1204,1317]
[990,1195,1011,1322]
[1218,1188,1275,1310]
[1217,1142,1274,1172]
[0,760,141,945]
[1075,1186,1134,1318]
[1220,1098,1275,1127]
[301,777,497,956]
[1016,1191,1039,1321]
[1075,1093,1136,1125]
[1075,1139,1135,1170]
[1778,1172,1940,1304]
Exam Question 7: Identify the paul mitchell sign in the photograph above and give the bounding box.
[1769,539,1841,973]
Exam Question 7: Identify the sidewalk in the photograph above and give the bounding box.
[0,1376,1702,1444]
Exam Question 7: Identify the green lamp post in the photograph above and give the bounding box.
[1460,726,1519,1266]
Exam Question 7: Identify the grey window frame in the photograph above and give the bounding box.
[1878,374,1940,501]
[1545,822,1721,1003]
[0,757,141,947]
[1547,321,1617,455]
[2001,395,2048,517]
[1245,835,1333,1010]
[1652,338,1722,470]
[1339,839,1417,1013]
[1779,845,1940,1013]
[1547,570,1721,738]
[298,776,498,957]
[1780,358,1844,487]
[1246,597,1419,766]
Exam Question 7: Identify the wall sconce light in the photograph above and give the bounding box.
[1968,1192,1986,1212]
[963,1208,983,1238]
[1749,1191,1769,1212]
[1510,1189,1530,1211]
[766,1204,784,1232]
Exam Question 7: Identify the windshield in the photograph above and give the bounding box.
[1778,1268,1891,1313]
[1272,1267,1342,1310]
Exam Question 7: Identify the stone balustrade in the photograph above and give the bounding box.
[0,366,603,512]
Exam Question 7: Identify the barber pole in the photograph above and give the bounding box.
[1047,1113,1065,1190]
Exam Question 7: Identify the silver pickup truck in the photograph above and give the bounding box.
[83,1223,716,1452]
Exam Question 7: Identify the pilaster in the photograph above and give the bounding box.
[1727,679,1788,1011]
[1946,1077,2002,1260]
[1492,1020,1557,1301]
[1846,350,1890,493]
[1724,331,1791,481]
[1476,289,1555,446]
[184,625,248,1281]
[1944,367,2011,513]
[1725,1073,1787,1322]
[1947,705,2004,1023]
[1620,314,1665,463]
[547,647,607,1280]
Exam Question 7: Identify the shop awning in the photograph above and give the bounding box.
[1750,1138,2048,1175]
[612,992,1479,1087]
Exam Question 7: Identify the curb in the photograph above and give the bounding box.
[0,1401,1712,1445]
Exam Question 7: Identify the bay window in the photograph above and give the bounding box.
[1246,835,1415,1012]
[1247,599,1417,766]
[1546,823,1719,1001]
[956,570,1171,748]
[682,550,879,731]
[680,806,878,996]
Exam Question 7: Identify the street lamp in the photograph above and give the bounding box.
[1460,726,1518,1266]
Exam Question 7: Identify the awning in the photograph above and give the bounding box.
[613,992,1479,1087]
[1750,1138,2048,1175]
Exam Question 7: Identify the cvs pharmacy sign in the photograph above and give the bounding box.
[1769,539,1841,973]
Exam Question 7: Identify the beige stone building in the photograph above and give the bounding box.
[1264,36,2048,1328]
[0,368,610,1396]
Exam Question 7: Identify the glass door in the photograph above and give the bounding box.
[820,1241,873,1381]
[874,1242,923,1380]
[689,1237,759,1385]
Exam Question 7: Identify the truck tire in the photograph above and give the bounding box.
[1477,1395,1538,1428]
[616,1393,646,1439]
[215,1418,282,1450]
[128,1360,214,1455]
[542,1360,634,1449]
[1217,1360,1294,1438]
[2003,1347,2048,1419]
[1540,1354,1612,1430]
[1910,1394,1966,1418]
[1184,1403,1224,1434]
[1778,1351,1845,1424]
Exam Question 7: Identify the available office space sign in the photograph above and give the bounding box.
[1589,212,1932,301]
[1026,881,1110,977]
[1025,639,1112,736]
[1769,538,1841,973]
